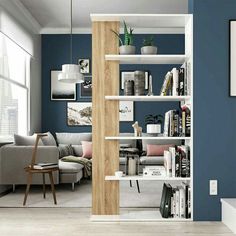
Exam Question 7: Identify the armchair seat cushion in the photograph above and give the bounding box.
[140,156,164,165]
[59,159,83,173]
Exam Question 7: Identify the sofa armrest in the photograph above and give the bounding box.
[0,145,59,184]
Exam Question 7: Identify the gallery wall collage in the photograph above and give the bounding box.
[50,59,134,126]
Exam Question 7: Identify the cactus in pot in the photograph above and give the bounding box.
[141,35,158,55]
[111,21,136,54]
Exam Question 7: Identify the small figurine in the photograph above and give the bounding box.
[132,121,142,137]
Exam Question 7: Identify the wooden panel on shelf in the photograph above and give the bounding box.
[92,21,120,215]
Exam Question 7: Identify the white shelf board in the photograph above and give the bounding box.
[90,14,192,29]
[105,175,191,181]
[105,95,191,102]
[105,136,191,140]
[91,210,192,222]
[105,54,186,64]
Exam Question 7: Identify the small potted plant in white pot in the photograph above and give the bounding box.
[141,36,158,55]
[111,21,135,55]
[145,114,163,135]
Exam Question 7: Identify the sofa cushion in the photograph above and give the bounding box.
[72,145,83,157]
[58,144,74,158]
[56,132,92,145]
[81,141,92,159]
[146,144,174,156]
[14,134,43,146]
[140,156,164,165]
[59,159,84,173]
[41,132,57,146]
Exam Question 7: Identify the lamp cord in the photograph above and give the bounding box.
[70,0,73,64]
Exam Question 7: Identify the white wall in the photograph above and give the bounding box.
[0,0,42,133]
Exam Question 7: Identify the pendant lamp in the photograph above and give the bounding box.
[58,0,84,83]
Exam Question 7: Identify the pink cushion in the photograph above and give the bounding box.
[81,141,92,159]
[146,144,174,156]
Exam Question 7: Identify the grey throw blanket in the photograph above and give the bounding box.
[61,155,92,178]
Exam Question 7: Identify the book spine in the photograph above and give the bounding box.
[163,111,170,137]
[160,72,172,96]
[164,150,172,177]
[179,187,186,218]
[172,68,179,96]
[182,111,186,137]
[188,187,191,218]
[169,147,176,178]
[179,68,185,96]
[175,189,180,218]
[187,62,191,95]
[169,110,175,137]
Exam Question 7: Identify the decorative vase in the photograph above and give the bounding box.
[119,45,136,55]
[134,71,145,95]
[146,124,161,134]
[141,46,158,55]
[124,80,134,95]
[128,157,137,176]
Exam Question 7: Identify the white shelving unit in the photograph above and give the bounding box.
[105,95,190,102]
[90,13,193,222]
[105,54,187,64]
[105,136,191,140]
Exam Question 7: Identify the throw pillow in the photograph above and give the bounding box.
[81,141,92,159]
[146,144,174,156]
[41,132,57,146]
[14,134,43,146]
[58,144,74,159]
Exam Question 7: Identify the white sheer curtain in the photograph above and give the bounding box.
[0,32,30,142]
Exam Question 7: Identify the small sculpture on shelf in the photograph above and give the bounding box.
[132,121,142,137]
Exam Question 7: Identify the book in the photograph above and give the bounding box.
[179,186,186,218]
[33,163,58,170]
[160,183,172,218]
[163,111,170,136]
[164,150,172,177]
[169,146,176,178]
[182,182,189,218]
[171,68,179,96]
[179,146,190,177]
[179,67,185,96]
[181,62,188,95]
[175,189,180,218]
[160,72,172,96]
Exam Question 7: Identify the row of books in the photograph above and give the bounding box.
[163,106,191,137]
[160,62,191,96]
[164,145,190,178]
[160,183,191,219]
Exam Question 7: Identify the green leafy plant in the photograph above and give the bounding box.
[111,21,134,46]
[145,114,163,125]
[143,36,155,47]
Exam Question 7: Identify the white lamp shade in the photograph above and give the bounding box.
[58,64,84,83]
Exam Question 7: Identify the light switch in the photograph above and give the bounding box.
[210,180,218,195]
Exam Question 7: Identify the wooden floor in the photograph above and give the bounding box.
[0,208,234,236]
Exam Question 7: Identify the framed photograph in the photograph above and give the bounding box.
[80,76,92,98]
[120,71,149,90]
[51,70,76,100]
[78,59,90,74]
[119,101,134,122]
[67,102,92,126]
[230,20,236,96]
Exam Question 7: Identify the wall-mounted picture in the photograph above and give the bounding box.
[67,102,92,126]
[78,59,90,74]
[230,20,236,96]
[119,101,134,122]
[51,70,76,100]
[120,71,149,90]
[80,76,92,98]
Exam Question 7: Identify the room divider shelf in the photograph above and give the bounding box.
[105,54,187,64]
[105,136,191,140]
[105,95,191,102]
[105,175,191,181]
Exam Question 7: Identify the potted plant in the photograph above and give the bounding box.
[141,36,158,55]
[111,21,135,54]
[145,114,163,134]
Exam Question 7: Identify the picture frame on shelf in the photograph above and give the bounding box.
[78,59,90,74]
[51,70,76,100]
[120,71,149,90]
[67,102,92,126]
[119,101,134,122]
[80,76,92,98]
[230,20,236,96]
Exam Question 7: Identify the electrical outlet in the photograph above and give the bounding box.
[209,180,218,195]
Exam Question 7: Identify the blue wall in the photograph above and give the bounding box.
[190,0,236,221]
[42,34,184,133]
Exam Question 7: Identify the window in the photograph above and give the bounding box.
[0,32,30,142]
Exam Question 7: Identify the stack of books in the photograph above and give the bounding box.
[164,145,190,178]
[160,182,191,219]
[33,163,58,170]
[143,166,166,178]
[160,62,191,96]
[163,105,191,137]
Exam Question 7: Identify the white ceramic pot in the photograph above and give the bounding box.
[146,124,161,134]
[115,171,123,178]
[119,45,136,55]
[141,46,158,55]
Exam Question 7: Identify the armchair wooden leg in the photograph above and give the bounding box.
[49,172,57,205]
[23,173,32,206]
[72,183,75,191]
[42,173,46,199]
[130,180,132,187]
[136,180,140,193]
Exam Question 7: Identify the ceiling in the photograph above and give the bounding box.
[18,0,188,33]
